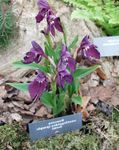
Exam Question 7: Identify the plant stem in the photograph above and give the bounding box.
[46,34,53,48]
[62,22,67,44]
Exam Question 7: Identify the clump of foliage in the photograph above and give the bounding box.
[0,0,16,47]
[8,0,101,117]
[113,107,119,123]
[63,0,119,36]
[32,132,101,150]
[0,113,119,149]
[0,123,28,150]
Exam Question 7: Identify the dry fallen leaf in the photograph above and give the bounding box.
[35,106,51,118]
[0,86,6,97]
[12,101,24,109]
[75,96,91,120]
[89,86,115,102]
[96,68,107,80]
[111,91,119,106]
[29,100,41,113]
[17,91,31,104]
[20,110,34,116]
[82,96,91,108]
[87,104,96,111]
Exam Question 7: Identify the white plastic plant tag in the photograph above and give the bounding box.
[93,36,119,57]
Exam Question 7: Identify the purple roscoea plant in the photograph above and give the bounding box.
[36,0,63,36]
[36,0,50,23]
[77,36,100,64]
[23,41,47,64]
[28,71,48,100]
[56,44,75,88]
[8,0,101,116]
[58,44,76,72]
[56,69,73,88]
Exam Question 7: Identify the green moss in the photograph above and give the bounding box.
[0,113,119,150]
[0,123,28,150]
[113,107,119,123]
[31,132,101,150]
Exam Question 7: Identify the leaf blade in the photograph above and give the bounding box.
[7,82,28,92]
[68,35,78,50]
[72,95,83,106]
[73,65,100,79]
[13,61,48,73]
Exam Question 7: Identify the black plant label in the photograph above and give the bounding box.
[28,113,82,141]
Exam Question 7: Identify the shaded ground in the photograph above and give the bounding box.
[0,1,119,150]
[0,112,119,150]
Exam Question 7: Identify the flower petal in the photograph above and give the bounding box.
[68,57,76,72]
[23,51,35,64]
[50,23,55,36]
[64,74,73,84]
[78,35,100,63]
[28,80,42,100]
[28,71,48,100]
[36,9,47,23]
[56,70,73,88]
[31,41,48,58]
[80,35,90,48]
[54,17,63,33]
[85,45,100,61]
[37,0,50,10]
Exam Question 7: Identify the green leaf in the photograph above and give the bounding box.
[54,44,62,63]
[7,82,28,92]
[73,65,99,79]
[13,61,48,73]
[44,42,55,58]
[72,95,82,106]
[73,78,80,94]
[53,93,65,116]
[68,35,78,50]
[40,91,56,108]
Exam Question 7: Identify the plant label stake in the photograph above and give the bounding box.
[28,113,82,141]
[93,36,119,57]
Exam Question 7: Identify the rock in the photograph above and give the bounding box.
[10,113,23,122]
[113,60,119,76]
[101,60,113,78]
[87,73,100,87]
[0,0,102,75]
[103,79,116,87]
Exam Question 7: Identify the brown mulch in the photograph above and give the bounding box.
[0,71,52,125]
[0,68,119,124]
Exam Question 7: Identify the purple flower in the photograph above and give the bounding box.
[77,36,100,63]
[47,15,63,36]
[36,0,50,23]
[23,41,47,64]
[37,0,50,10]
[36,0,63,36]
[58,44,76,72]
[56,69,73,88]
[28,71,48,100]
